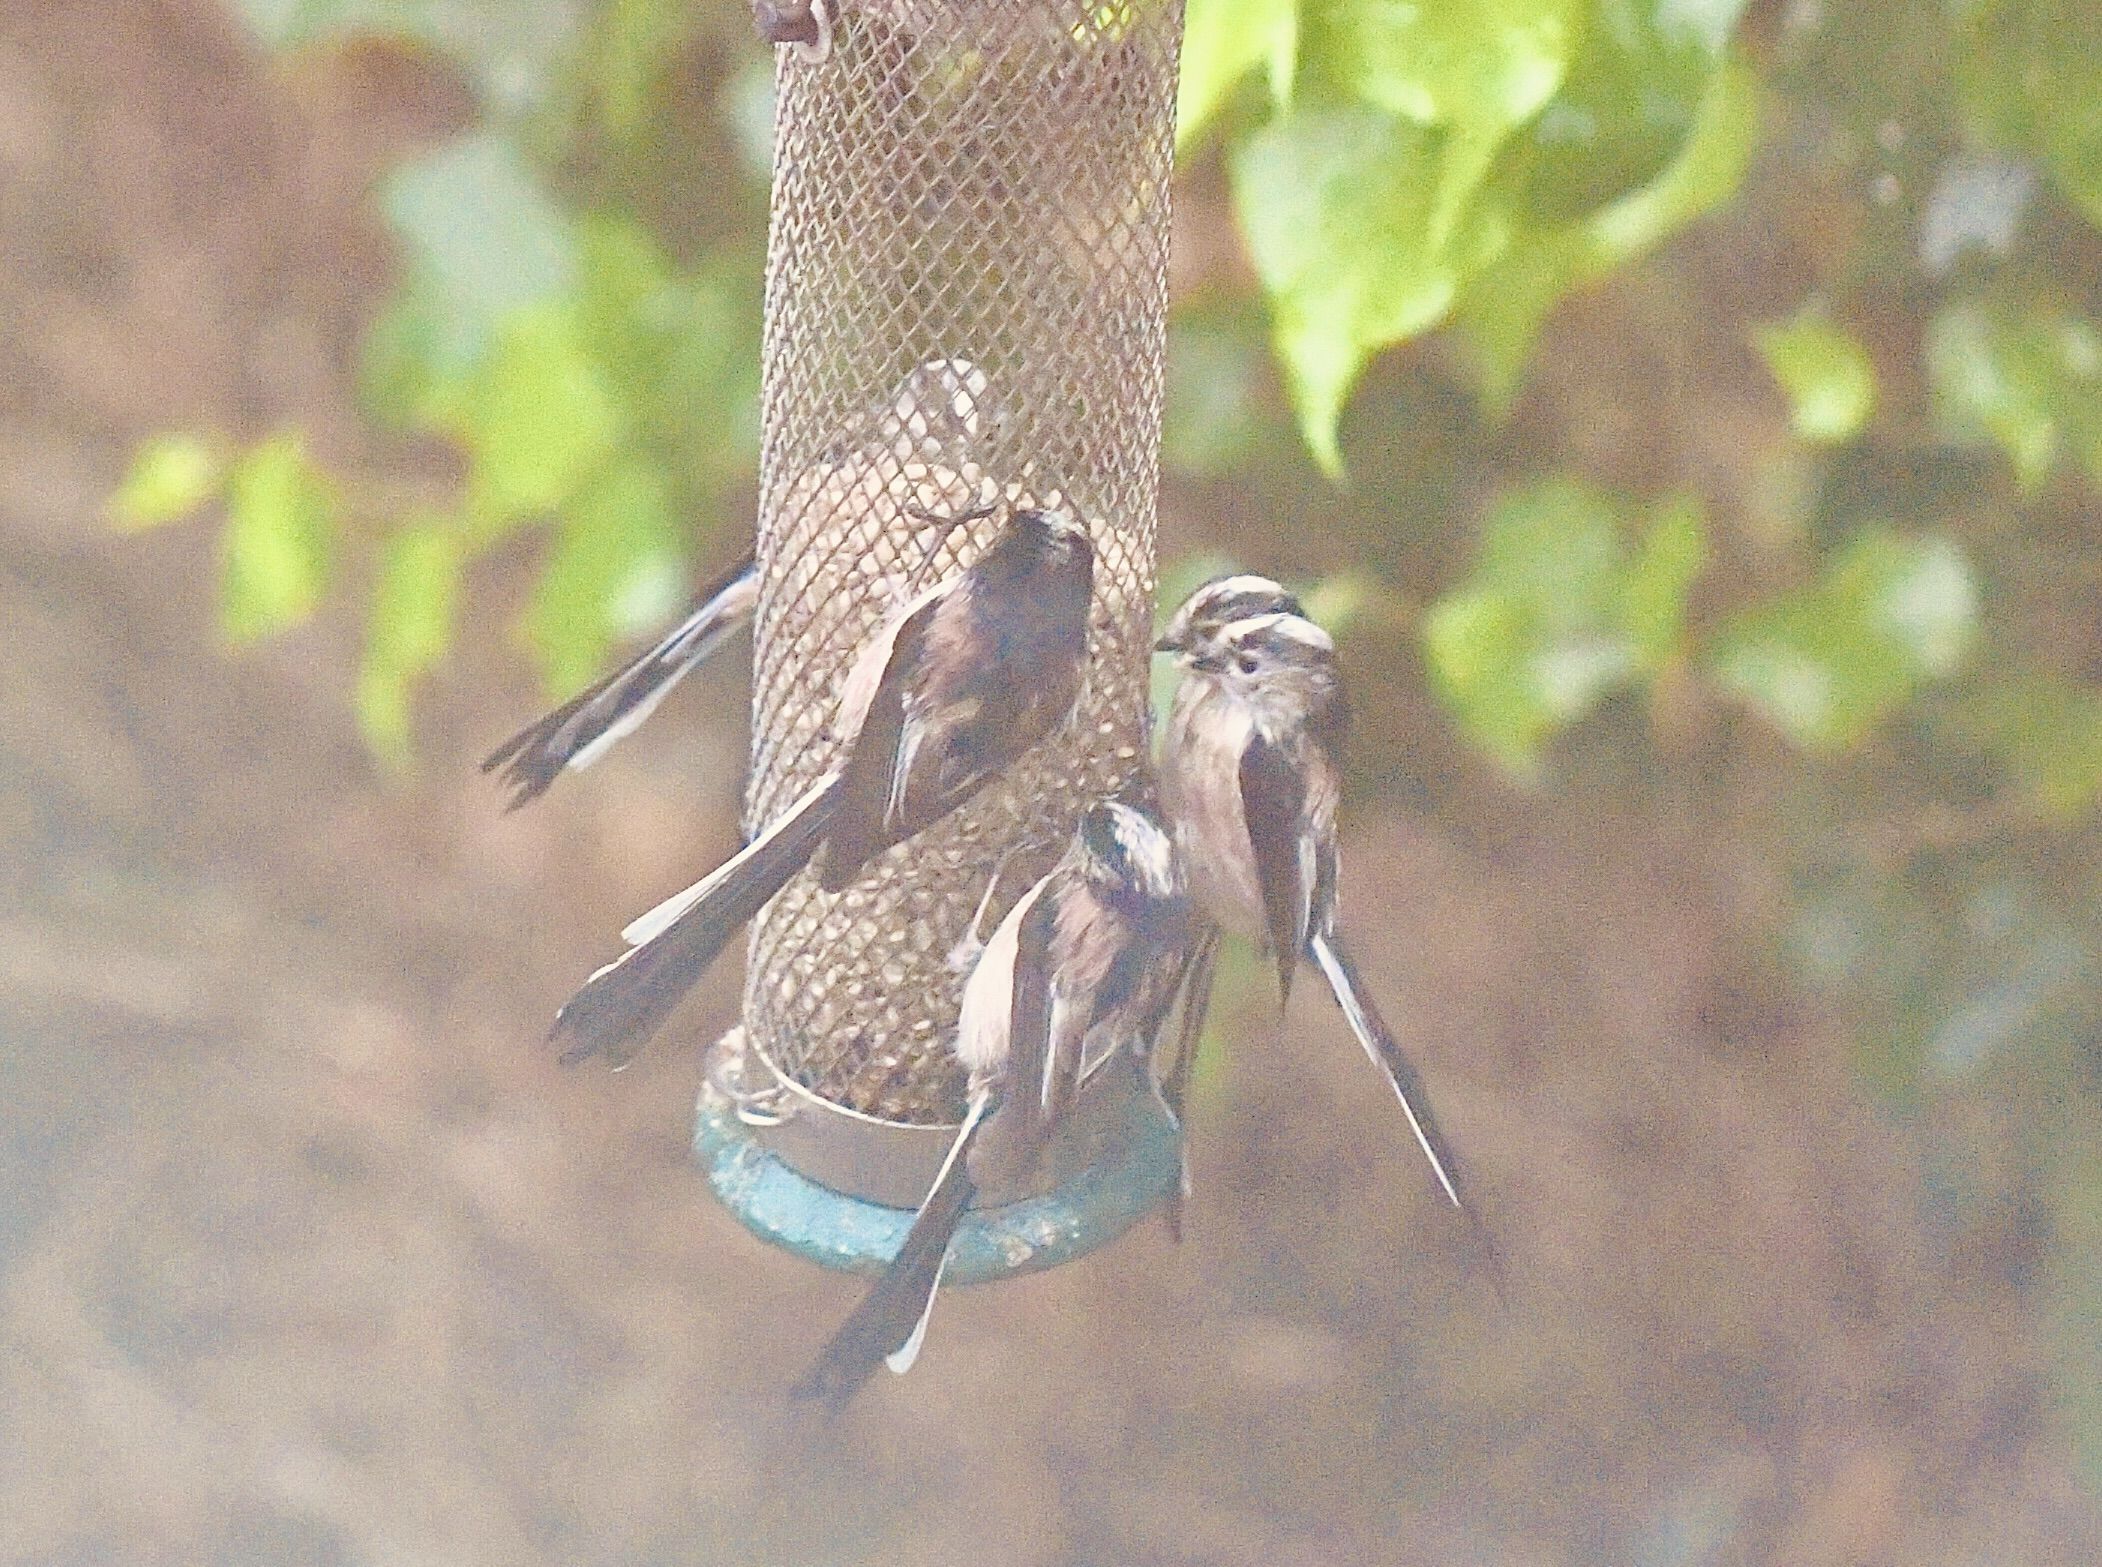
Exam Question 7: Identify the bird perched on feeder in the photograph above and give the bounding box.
[550,502,1095,1068]
[1141,575,1304,1233]
[480,358,996,808]
[1155,589,1497,1269]
[792,797,1190,1410]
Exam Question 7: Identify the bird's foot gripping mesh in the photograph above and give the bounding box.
[701,0,1183,1244]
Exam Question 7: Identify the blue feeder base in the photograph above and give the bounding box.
[694,1078,1183,1286]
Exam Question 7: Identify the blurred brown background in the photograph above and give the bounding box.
[4,3,2099,1564]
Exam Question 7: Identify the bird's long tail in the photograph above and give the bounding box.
[1307,926,1506,1294]
[791,1092,991,1412]
[1157,926,1220,1244]
[482,556,758,808]
[551,773,839,1068]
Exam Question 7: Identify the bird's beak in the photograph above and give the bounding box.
[1153,628,1184,654]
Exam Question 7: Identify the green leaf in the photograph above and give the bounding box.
[1232,105,1510,473]
[1952,0,2102,232]
[1315,0,1581,241]
[1459,54,1760,410]
[1926,301,2102,491]
[453,304,620,527]
[1621,495,1707,662]
[1178,0,1297,148]
[1325,0,1578,134]
[525,460,684,698]
[1423,481,1706,774]
[356,519,462,765]
[1755,311,1878,444]
[380,132,576,361]
[1712,531,1978,750]
[110,434,222,531]
[1519,0,1750,221]
[220,435,336,645]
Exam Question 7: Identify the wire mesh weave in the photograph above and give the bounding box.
[743,0,1183,1123]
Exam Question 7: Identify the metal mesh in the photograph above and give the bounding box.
[743,0,1183,1122]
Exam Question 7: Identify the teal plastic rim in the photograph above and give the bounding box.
[693,1058,1183,1286]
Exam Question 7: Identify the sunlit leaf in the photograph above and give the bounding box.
[1926,301,2102,491]
[525,460,683,697]
[454,304,620,526]
[1178,0,1297,149]
[356,519,462,765]
[220,435,335,645]
[1712,531,1977,750]
[1621,496,1707,662]
[1755,311,1878,444]
[1316,0,1580,240]
[1518,0,1749,221]
[1233,105,1509,473]
[110,434,222,531]
[1460,55,1760,409]
[1424,481,1706,774]
[574,220,760,503]
[1325,0,1577,133]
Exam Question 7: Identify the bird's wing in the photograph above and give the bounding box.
[1239,732,1314,1005]
[818,594,943,889]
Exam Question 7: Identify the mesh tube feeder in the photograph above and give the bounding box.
[694,0,1187,1281]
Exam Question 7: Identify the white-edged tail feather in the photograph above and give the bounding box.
[791,1090,992,1410]
[1307,928,1461,1210]
[620,775,839,947]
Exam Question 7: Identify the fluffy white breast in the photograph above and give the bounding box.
[1161,677,1266,937]
[955,879,1045,1078]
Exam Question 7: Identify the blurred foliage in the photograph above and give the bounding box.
[1714,531,1977,751]
[1424,480,1703,777]
[106,0,2102,1488]
[1755,310,1878,445]
[119,0,762,763]
[1190,0,1759,459]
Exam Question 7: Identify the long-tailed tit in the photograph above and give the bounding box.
[1146,575,1306,1237]
[550,504,1094,1068]
[481,359,995,808]
[1156,599,1496,1260]
[791,799,1190,1410]
[1148,575,1304,1107]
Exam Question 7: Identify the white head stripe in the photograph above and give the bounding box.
[1233,611,1334,653]
[1199,573,1289,604]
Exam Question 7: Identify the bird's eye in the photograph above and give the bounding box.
[1235,652,1259,675]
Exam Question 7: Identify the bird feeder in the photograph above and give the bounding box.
[697,0,1187,1281]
